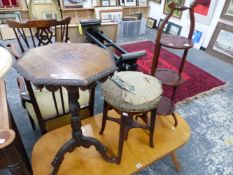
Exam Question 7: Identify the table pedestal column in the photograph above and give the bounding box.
[51,87,116,175]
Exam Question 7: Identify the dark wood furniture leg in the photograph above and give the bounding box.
[11,112,33,175]
[116,113,128,164]
[101,108,158,164]
[89,86,96,116]
[99,101,109,135]
[149,109,157,148]
[3,144,31,175]
[51,88,116,175]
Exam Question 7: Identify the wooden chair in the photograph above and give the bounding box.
[6,17,95,134]
[150,1,198,126]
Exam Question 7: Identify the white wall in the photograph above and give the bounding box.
[148,0,226,48]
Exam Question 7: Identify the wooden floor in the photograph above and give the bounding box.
[32,110,190,175]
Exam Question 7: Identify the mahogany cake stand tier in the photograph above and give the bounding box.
[160,35,193,49]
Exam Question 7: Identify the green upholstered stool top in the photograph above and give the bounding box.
[101,71,163,112]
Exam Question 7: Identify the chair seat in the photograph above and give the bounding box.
[25,87,90,130]
[101,71,163,112]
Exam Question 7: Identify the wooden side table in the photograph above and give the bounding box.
[14,43,117,175]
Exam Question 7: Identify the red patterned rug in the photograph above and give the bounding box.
[119,40,226,103]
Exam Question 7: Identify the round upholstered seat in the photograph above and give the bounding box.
[101,71,163,112]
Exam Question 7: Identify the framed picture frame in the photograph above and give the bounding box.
[146,17,157,29]
[0,0,19,8]
[100,10,123,21]
[163,0,184,18]
[138,0,147,6]
[158,18,170,33]
[192,25,206,49]
[109,0,116,6]
[124,0,136,7]
[207,22,233,64]
[0,12,21,24]
[220,0,233,22]
[152,0,161,4]
[166,22,182,35]
[187,0,217,25]
[42,12,58,19]
[101,0,110,6]
[62,0,83,8]
[83,0,92,8]
[94,6,123,21]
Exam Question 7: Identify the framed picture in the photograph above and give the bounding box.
[42,12,58,19]
[30,0,51,3]
[192,25,206,49]
[63,0,83,8]
[220,0,233,22]
[146,17,157,29]
[158,18,170,33]
[101,0,110,6]
[83,0,92,8]
[92,0,97,7]
[138,0,147,6]
[192,30,202,43]
[0,12,21,24]
[166,22,182,35]
[187,0,217,24]
[94,6,123,22]
[163,0,184,18]
[109,0,116,5]
[207,22,233,64]
[152,0,161,4]
[0,0,19,7]
[124,0,136,6]
[100,10,122,22]
[194,0,210,16]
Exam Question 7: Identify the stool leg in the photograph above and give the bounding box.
[99,101,109,135]
[149,109,157,148]
[124,127,129,141]
[117,113,128,164]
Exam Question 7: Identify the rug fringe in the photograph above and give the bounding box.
[176,82,230,107]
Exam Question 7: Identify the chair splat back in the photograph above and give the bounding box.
[6,17,71,53]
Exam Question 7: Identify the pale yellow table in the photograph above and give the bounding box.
[32,111,190,175]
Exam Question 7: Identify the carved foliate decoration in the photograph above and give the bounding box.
[35,27,53,46]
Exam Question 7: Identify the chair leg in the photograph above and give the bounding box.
[117,112,128,164]
[99,101,109,135]
[149,109,157,148]
[172,113,178,127]
[27,112,36,130]
[170,151,181,172]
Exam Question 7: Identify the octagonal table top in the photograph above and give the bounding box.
[14,43,116,87]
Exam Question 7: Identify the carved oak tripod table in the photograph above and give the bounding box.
[14,43,117,175]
